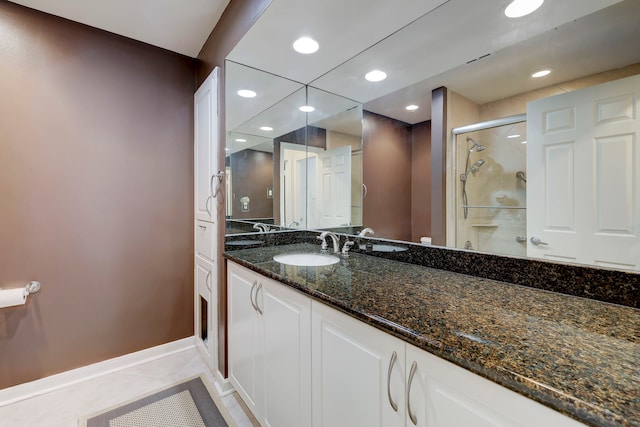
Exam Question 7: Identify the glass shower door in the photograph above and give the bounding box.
[453,117,527,257]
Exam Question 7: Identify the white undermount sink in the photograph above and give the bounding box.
[273,253,340,267]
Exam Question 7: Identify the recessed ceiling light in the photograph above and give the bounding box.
[531,69,551,78]
[293,37,319,54]
[365,70,387,82]
[260,126,273,132]
[504,0,544,18]
[507,134,521,139]
[405,105,419,111]
[237,89,257,98]
[299,105,315,112]
[235,138,247,142]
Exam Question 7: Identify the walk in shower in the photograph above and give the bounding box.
[452,115,527,257]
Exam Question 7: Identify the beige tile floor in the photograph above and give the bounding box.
[0,347,259,427]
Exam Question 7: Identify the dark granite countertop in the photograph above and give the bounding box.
[224,243,640,427]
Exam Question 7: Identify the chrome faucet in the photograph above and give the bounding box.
[358,227,375,237]
[318,231,340,254]
[253,223,270,232]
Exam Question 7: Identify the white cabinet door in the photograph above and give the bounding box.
[312,302,405,427]
[405,344,585,427]
[228,262,312,427]
[194,67,220,223]
[260,276,312,427]
[195,256,216,369]
[228,263,262,418]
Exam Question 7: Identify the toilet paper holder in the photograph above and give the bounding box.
[0,281,41,295]
[25,281,41,295]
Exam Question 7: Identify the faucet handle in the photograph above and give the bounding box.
[341,240,355,258]
[317,235,329,253]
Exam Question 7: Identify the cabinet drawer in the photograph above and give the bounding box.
[196,220,215,261]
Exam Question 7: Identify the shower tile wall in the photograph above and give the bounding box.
[456,122,527,257]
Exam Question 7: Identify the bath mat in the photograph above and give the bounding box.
[78,375,235,427]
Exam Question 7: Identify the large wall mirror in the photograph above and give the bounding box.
[225,0,640,272]
[225,61,363,233]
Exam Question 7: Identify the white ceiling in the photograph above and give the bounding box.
[8,0,231,57]
[227,0,450,84]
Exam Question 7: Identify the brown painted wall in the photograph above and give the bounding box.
[362,111,412,241]
[0,2,196,389]
[196,0,272,376]
[230,150,274,219]
[411,121,432,243]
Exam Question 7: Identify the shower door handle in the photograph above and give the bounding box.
[530,236,548,246]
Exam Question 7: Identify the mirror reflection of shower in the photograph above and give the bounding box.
[461,138,486,219]
[453,115,527,258]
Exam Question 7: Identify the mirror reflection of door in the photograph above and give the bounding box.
[527,74,640,271]
[225,165,232,218]
[313,145,352,228]
[280,143,308,227]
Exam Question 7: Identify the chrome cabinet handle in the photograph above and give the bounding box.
[255,283,264,315]
[205,270,211,292]
[407,361,418,425]
[362,183,368,199]
[250,280,258,311]
[515,236,527,243]
[205,195,212,217]
[530,236,548,246]
[387,351,399,412]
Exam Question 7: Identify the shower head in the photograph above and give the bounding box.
[467,138,485,152]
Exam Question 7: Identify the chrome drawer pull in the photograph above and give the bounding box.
[387,351,399,412]
[250,280,258,311]
[255,283,264,315]
[407,361,418,425]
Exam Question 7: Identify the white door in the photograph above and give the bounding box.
[194,68,220,223]
[227,264,262,419]
[316,145,352,228]
[312,302,405,427]
[261,279,312,427]
[527,74,640,270]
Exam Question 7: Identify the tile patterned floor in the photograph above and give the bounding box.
[0,348,259,427]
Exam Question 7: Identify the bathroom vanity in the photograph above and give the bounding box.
[224,241,639,427]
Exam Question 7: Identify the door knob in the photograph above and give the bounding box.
[530,236,548,246]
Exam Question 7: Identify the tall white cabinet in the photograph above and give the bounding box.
[194,68,221,371]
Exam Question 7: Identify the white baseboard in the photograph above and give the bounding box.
[193,339,234,397]
[0,337,195,407]
[213,370,234,397]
